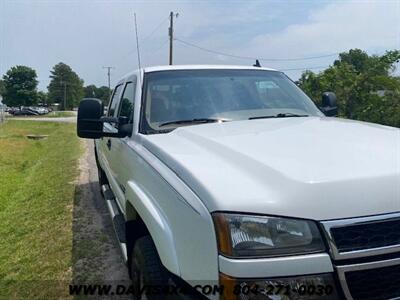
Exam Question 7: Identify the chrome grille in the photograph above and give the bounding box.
[322,213,400,260]
[331,218,400,253]
[345,263,400,300]
[322,213,400,300]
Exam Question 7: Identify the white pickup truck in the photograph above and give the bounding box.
[77,65,400,300]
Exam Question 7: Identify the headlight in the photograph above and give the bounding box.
[213,213,325,257]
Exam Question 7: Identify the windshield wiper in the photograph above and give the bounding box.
[249,113,309,120]
[159,118,227,127]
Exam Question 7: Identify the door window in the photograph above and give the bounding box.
[108,84,123,117]
[117,81,136,123]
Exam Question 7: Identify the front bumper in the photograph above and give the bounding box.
[219,272,339,300]
[218,212,400,300]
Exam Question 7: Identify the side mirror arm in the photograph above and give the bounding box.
[320,106,338,117]
[99,116,131,138]
[100,116,119,123]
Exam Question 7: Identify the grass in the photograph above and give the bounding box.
[0,120,82,298]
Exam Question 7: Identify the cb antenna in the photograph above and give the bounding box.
[134,12,142,71]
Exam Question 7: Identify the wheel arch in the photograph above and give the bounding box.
[124,181,181,277]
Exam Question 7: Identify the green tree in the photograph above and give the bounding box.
[37,91,48,105]
[2,65,38,107]
[84,85,97,98]
[97,86,112,105]
[0,80,5,96]
[83,84,111,105]
[47,63,84,110]
[298,49,400,127]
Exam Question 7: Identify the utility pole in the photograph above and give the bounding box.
[103,66,115,93]
[63,82,67,111]
[168,12,178,65]
[60,80,67,111]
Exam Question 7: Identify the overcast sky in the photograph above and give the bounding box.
[1,0,399,91]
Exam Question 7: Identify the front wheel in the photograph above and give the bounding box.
[96,161,108,197]
[130,236,169,300]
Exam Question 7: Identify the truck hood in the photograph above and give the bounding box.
[143,117,400,220]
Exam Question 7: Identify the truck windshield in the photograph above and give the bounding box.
[140,69,323,133]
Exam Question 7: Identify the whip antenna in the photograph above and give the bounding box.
[134,12,142,71]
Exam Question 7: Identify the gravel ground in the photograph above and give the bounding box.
[72,140,129,284]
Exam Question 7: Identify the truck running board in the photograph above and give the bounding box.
[101,184,128,262]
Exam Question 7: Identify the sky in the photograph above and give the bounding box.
[1,0,399,91]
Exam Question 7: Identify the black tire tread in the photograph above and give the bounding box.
[132,236,172,300]
[133,236,168,284]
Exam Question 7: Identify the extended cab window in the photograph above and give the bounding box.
[118,81,136,123]
[108,84,123,117]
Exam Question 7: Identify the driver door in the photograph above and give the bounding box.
[98,83,123,200]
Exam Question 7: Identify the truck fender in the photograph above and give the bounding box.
[125,180,180,276]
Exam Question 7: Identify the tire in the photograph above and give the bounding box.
[95,146,107,195]
[130,236,169,300]
[97,166,107,187]
[96,162,108,196]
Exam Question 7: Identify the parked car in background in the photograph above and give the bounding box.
[9,106,50,116]
[13,107,40,116]
[35,107,49,115]
[7,107,18,115]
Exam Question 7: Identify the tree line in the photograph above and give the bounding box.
[298,49,400,128]
[0,62,111,110]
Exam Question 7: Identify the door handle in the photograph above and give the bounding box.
[106,139,111,150]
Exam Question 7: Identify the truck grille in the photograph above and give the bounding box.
[330,218,400,252]
[322,213,400,300]
[345,264,400,300]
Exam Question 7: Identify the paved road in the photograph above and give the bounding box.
[9,111,77,123]
[11,116,77,123]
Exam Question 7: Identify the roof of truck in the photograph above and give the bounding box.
[143,64,277,73]
[117,65,279,84]
[120,65,277,82]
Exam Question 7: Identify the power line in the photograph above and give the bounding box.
[280,65,329,71]
[174,37,339,62]
[153,39,170,54]
[140,16,169,44]
[113,14,169,69]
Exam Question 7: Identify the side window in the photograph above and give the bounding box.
[108,84,123,117]
[117,81,136,123]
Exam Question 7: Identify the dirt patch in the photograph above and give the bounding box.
[72,140,129,283]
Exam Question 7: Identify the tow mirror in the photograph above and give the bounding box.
[77,98,104,139]
[77,98,130,139]
[320,92,338,117]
